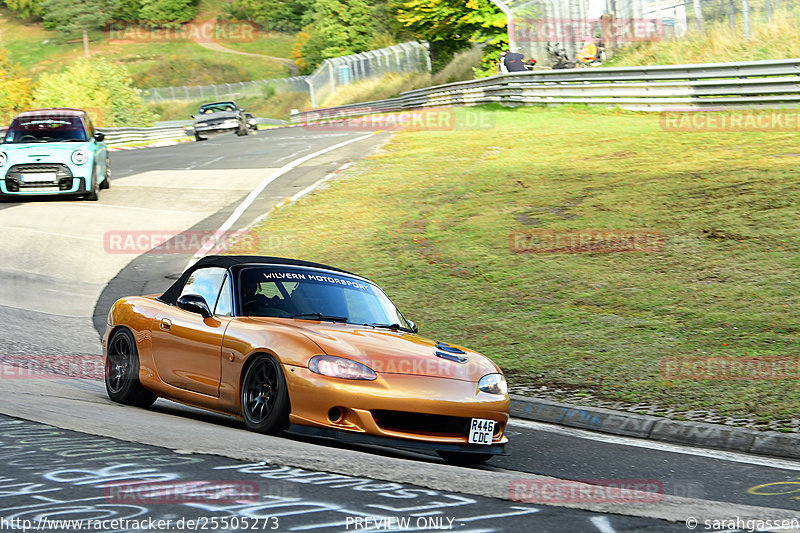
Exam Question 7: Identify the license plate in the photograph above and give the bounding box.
[468,418,495,445]
[21,173,57,183]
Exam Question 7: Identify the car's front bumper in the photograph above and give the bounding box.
[0,176,91,197]
[193,124,239,135]
[284,366,509,452]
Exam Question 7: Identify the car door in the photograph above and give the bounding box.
[150,267,233,397]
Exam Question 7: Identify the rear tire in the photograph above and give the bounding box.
[105,328,157,407]
[437,451,494,465]
[241,354,290,434]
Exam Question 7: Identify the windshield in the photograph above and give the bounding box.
[4,116,88,143]
[198,102,237,114]
[238,267,412,330]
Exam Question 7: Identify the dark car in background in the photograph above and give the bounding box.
[192,101,250,141]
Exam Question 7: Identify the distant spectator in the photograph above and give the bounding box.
[504,51,527,72]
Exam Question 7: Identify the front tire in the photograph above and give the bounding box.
[241,354,290,434]
[100,156,110,189]
[437,451,494,465]
[105,328,157,407]
[85,169,99,201]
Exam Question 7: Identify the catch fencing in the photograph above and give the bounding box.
[290,58,800,122]
[141,77,309,103]
[140,41,431,107]
[489,0,794,67]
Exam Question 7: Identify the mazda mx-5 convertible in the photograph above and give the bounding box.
[103,256,509,464]
[0,108,109,200]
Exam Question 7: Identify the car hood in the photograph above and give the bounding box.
[257,320,501,381]
[195,112,238,122]
[2,142,90,154]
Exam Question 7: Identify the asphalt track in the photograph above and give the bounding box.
[0,129,798,532]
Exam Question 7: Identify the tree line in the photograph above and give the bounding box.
[3,0,508,74]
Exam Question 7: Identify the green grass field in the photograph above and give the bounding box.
[247,106,800,425]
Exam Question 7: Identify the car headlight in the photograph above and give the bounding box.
[308,355,376,381]
[71,149,88,165]
[0,152,6,167]
[195,122,207,127]
[478,373,508,395]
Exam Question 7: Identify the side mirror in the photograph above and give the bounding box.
[191,114,197,119]
[177,294,212,318]
[407,320,418,333]
[94,132,105,142]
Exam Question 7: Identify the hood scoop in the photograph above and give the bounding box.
[435,341,468,363]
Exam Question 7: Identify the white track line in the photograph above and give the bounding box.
[509,418,800,471]
[187,133,373,268]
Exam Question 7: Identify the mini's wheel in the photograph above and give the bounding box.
[195,133,206,141]
[241,354,289,434]
[85,169,99,201]
[100,156,110,189]
[105,328,157,407]
[437,451,494,465]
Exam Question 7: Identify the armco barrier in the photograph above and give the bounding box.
[99,126,190,145]
[99,117,287,146]
[290,58,800,122]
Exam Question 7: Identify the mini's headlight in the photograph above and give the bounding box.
[478,373,507,395]
[309,355,376,381]
[195,122,207,127]
[71,149,88,165]
[0,152,6,167]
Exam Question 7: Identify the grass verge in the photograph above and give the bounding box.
[247,105,800,424]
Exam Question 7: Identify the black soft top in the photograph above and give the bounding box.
[160,255,355,304]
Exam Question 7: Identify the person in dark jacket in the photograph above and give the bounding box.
[503,50,527,72]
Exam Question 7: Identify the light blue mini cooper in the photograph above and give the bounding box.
[0,108,109,200]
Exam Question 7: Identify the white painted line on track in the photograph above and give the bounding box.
[589,516,618,533]
[509,418,800,471]
[188,133,374,268]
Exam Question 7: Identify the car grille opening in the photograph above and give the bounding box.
[6,164,73,190]
[371,410,472,437]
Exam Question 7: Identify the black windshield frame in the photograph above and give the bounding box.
[234,265,412,329]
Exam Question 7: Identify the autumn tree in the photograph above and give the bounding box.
[394,0,506,71]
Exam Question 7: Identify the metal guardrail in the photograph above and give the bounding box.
[99,126,190,145]
[100,117,288,145]
[290,59,800,122]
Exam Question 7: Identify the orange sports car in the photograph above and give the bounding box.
[103,256,509,464]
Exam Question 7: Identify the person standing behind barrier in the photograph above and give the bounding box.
[504,50,527,72]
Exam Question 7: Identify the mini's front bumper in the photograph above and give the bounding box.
[0,175,91,197]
